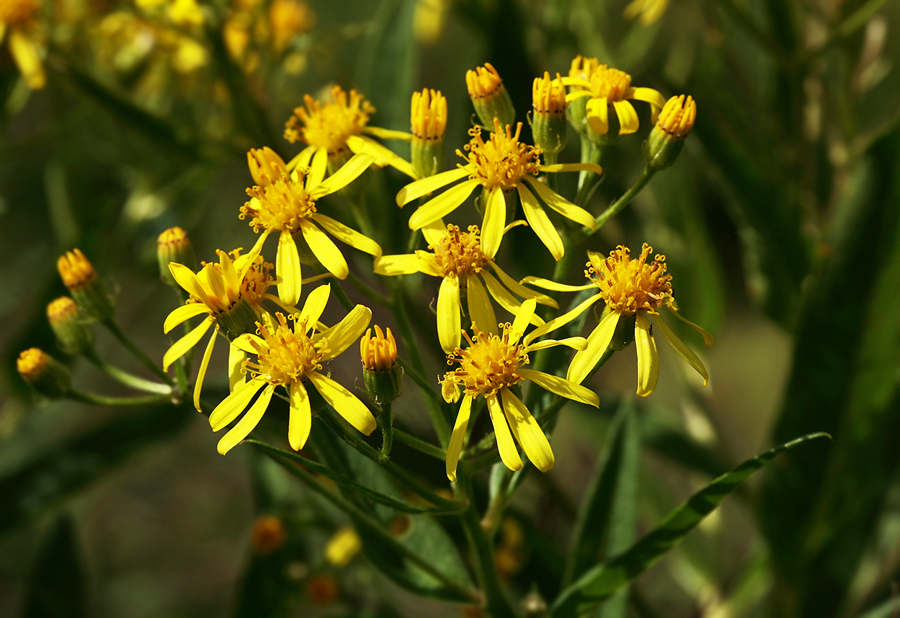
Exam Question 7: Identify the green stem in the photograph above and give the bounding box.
[347,271,392,306]
[397,357,446,412]
[456,472,519,618]
[575,140,603,207]
[590,167,656,233]
[67,390,173,407]
[102,320,175,386]
[379,402,394,458]
[544,151,559,193]
[84,348,173,395]
[393,428,447,461]
[329,277,355,312]
[406,228,423,254]
[481,468,514,535]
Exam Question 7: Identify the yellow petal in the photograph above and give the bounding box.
[289,381,312,450]
[232,333,264,355]
[286,145,316,171]
[364,126,413,141]
[311,153,375,197]
[526,336,587,352]
[524,293,603,345]
[670,308,715,346]
[567,311,620,384]
[193,327,217,412]
[437,275,461,353]
[9,31,45,90]
[635,313,659,396]
[299,219,349,279]
[539,162,603,176]
[210,376,268,431]
[414,251,443,277]
[408,179,481,230]
[397,168,469,206]
[297,283,331,331]
[628,86,668,117]
[421,219,447,246]
[164,302,210,334]
[163,318,213,371]
[236,231,269,281]
[519,276,595,293]
[219,248,240,294]
[488,264,557,308]
[586,97,609,135]
[517,183,563,260]
[319,305,372,361]
[228,342,247,391]
[481,187,507,258]
[519,368,600,407]
[466,274,497,335]
[511,298,537,342]
[277,230,303,307]
[308,372,377,435]
[217,384,275,455]
[374,254,421,276]
[611,100,638,135]
[480,271,544,327]
[523,177,597,230]
[501,387,554,472]
[169,263,210,305]
[654,312,708,385]
[311,213,381,256]
[446,395,472,482]
[347,135,418,179]
[307,147,329,188]
[487,394,522,472]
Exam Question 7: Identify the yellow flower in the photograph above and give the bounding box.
[563,58,666,136]
[212,284,375,455]
[268,0,314,52]
[524,244,713,396]
[440,299,598,480]
[623,0,669,25]
[375,222,556,353]
[284,85,417,178]
[325,526,361,567]
[0,0,45,89]
[241,146,382,307]
[397,119,602,260]
[162,241,273,411]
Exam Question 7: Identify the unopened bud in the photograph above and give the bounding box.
[361,326,403,405]
[17,348,71,398]
[47,297,93,354]
[643,94,696,171]
[466,63,515,129]
[57,249,114,321]
[158,227,196,286]
[410,88,447,178]
[531,72,567,156]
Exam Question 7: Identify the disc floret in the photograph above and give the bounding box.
[461,120,542,193]
[588,244,673,316]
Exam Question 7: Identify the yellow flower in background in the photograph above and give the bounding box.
[212,284,375,455]
[524,244,713,396]
[268,0,315,52]
[325,526,361,567]
[162,241,271,410]
[397,119,601,260]
[375,222,556,353]
[241,146,382,307]
[563,59,666,136]
[284,85,417,178]
[624,0,669,25]
[0,0,45,89]
[441,299,597,480]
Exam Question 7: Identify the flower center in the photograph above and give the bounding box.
[237,251,274,306]
[284,86,374,156]
[442,324,528,398]
[0,0,39,26]
[587,65,632,102]
[431,224,491,277]
[247,313,326,385]
[241,167,317,233]
[461,121,542,192]
[588,244,673,315]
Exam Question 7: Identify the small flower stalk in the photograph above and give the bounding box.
[644,94,696,171]
[466,63,516,129]
[47,297,94,355]
[17,348,71,398]
[410,88,447,178]
[58,249,115,322]
[157,227,196,287]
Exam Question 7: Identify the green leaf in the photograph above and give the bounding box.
[0,404,192,537]
[551,432,830,618]
[21,515,87,618]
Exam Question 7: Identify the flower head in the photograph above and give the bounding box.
[466,62,515,128]
[268,0,315,52]
[0,0,45,88]
[410,88,447,178]
[397,119,600,260]
[241,146,382,306]
[47,296,93,354]
[360,325,397,372]
[58,249,114,321]
[210,284,375,454]
[17,348,71,397]
[523,244,713,396]
[532,71,568,155]
[440,299,597,480]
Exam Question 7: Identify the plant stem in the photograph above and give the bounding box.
[328,277,355,312]
[481,467,514,535]
[379,402,394,458]
[102,319,175,386]
[347,271,392,306]
[575,140,603,207]
[590,167,656,232]
[84,348,173,395]
[544,151,559,193]
[393,428,447,460]
[67,390,173,407]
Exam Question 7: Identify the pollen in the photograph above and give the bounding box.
[441,324,528,398]
[431,224,491,278]
[657,94,697,138]
[465,62,503,100]
[532,71,566,115]
[246,313,326,386]
[284,86,375,155]
[0,0,40,26]
[588,244,674,315]
[586,65,632,102]
[411,88,447,141]
[460,120,542,192]
[57,249,97,291]
[241,150,317,233]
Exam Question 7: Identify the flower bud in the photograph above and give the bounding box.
[531,72,567,156]
[466,63,515,129]
[410,88,447,178]
[17,348,71,398]
[361,326,403,405]
[47,297,94,354]
[157,227,196,287]
[643,95,696,171]
[57,249,114,322]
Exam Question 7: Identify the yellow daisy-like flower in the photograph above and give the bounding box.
[524,244,713,396]
[0,0,45,89]
[563,58,666,136]
[241,146,382,307]
[397,119,601,260]
[212,284,376,455]
[162,241,273,411]
[284,85,417,178]
[441,299,598,480]
[374,222,556,353]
